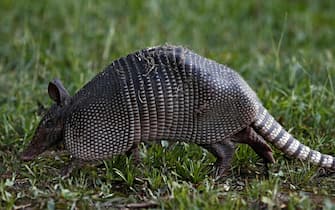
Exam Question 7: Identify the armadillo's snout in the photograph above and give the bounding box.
[20,152,35,161]
[20,137,47,161]
[20,149,37,161]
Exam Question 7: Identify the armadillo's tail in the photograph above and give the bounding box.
[252,105,335,169]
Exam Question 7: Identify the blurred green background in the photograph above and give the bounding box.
[0,0,334,209]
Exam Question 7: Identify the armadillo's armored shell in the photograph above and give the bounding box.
[65,45,260,160]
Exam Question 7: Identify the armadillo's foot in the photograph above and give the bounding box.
[234,126,275,164]
[126,144,140,165]
[200,141,235,179]
[61,158,87,179]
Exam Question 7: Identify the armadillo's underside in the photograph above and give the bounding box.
[64,45,260,160]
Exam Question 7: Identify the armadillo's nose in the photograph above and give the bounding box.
[20,151,35,161]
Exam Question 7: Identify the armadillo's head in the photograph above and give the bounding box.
[20,79,71,161]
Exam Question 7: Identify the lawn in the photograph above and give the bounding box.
[0,0,335,209]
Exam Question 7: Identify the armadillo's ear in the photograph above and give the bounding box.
[48,78,70,106]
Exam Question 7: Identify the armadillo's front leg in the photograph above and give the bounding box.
[200,141,235,179]
[125,143,140,165]
[61,158,88,179]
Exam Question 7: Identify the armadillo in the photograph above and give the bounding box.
[21,45,335,177]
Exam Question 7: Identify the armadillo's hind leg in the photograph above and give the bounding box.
[232,127,275,177]
[199,141,235,179]
[234,127,275,164]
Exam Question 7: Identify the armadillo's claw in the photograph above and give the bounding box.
[199,141,235,180]
[61,166,72,179]
[60,158,87,179]
[213,160,230,180]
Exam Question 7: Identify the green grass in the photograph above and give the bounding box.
[1,0,335,209]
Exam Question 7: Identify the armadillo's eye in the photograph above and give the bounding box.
[44,119,54,128]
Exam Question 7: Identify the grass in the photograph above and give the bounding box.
[1,0,335,209]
